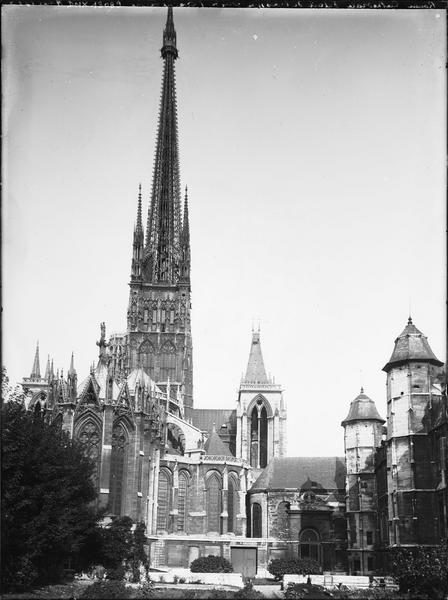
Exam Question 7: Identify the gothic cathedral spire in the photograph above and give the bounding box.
[121,7,194,408]
[144,6,182,285]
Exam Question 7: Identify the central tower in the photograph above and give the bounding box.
[119,8,193,408]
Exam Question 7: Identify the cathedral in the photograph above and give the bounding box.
[21,8,447,576]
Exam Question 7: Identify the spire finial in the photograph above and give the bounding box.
[136,184,143,233]
[96,322,109,364]
[162,6,178,59]
[31,341,41,380]
[408,316,413,325]
[68,352,76,377]
[44,355,51,381]
[360,386,364,394]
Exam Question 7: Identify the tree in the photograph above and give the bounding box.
[2,366,25,405]
[389,540,448,599]
[1,401,98,591]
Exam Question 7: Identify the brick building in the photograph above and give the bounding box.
[21,8,446,574]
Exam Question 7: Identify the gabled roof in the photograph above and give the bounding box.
[243,331,268,384]
[383,317,443,372]
[185,408,236,433]
[251,457,346,492]
[341,388,385,425]
[204,428,233,457]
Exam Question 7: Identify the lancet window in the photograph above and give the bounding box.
[249,401,268,469]
[206,472,222,533]
[156,469,172,533]
[139,341,155,377]
[159,341,176,381]
[109,422,128,516]
[252,502,262,538]
[76,419,101,489]
[227,474,239,534]
[177,471,189,532]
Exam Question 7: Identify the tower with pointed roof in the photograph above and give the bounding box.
[382,317,444,547]
[236,330,287,474]
[342,389,385,574]
[111,8,193,408]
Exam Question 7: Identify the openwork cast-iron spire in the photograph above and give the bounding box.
[145,7,182,284]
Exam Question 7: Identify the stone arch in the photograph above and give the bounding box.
[166,422,186,455]
[205,470,222,534]
[156,467,172,533]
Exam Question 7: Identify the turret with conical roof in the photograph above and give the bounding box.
[342,388,384,574]
[382,317,444,548]
[383,317,443,372]
[30,342,41,381]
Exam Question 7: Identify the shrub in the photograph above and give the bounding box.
[284,583,330,599]
[134,581,155,599]
[106,565,126,581]
[267,558,320,581]
[80,580,131,599]
[190,555,233,573]
[232,580,264,599]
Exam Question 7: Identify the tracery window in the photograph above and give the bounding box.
[177,471,189,532]
[252,502,262,538]
[206,473,222,533]
[159,341,176,381]
[277,501,290,539]
[299,529,321,563]
[77,420,101,488]
[109,423,128,516]
[227,475,239,533]
[139,341,155,377]
[157,469,171,533]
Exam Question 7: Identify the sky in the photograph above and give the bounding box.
[2,5,446,456]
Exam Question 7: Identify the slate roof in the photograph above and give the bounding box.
[204,428,234,457]
[186,408,236,433]
[341,388,385,425]
[383,317,443,372]
[243,332,269,383]
[251,457,346,492]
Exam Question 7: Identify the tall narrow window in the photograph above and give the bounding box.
[77,420,101,489]
[177,472,189,532]
[252,503,262,538]
[157,470,171,533]
[260,406,268,468]
[110,423,128,516]
[160,341,176,381]
[250,410,258,468]
[228,476,239,533]
[206,473,221,533]
[139,341,155,377]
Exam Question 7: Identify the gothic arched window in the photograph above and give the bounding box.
[109,422,128,516]
[177,471,189,532]
[299,529,321,563]
[159,341,176,381]
[252,502,262,538]
[249,401,268,469]
[206,472,222,533]
[77,420,101,489]
[139,341,155,378]
[156,469,171,533]
[227,474,239,534]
